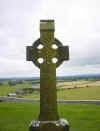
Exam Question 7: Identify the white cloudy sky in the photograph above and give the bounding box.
[0,0,100,77]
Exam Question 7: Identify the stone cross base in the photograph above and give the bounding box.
[29,119,69,131]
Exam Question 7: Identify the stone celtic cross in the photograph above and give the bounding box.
[26,20,69,131]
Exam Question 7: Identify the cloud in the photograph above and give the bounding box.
[0,0,100,77]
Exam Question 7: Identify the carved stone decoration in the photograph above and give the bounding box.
[26,20,69,131]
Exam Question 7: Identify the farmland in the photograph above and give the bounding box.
[0,79,100,131]
[0,79,100,100]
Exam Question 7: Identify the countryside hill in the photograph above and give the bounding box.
[1,74,100,81]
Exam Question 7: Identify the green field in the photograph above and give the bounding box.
[0,80,100,131]
[0,81,100,100]
[0,102,100,131]
[0,82,30,96]
[57,86,100,100]
[23,86,100,100]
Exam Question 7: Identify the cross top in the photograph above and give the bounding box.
[27,20,69,68]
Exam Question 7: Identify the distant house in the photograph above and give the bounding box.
[7,93,16,97]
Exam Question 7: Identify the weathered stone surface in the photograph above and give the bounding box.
[27,20,69,131]
[29,120,40,131]
[29,119,69,131]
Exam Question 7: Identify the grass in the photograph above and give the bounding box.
[57,86,100,100]
[0,102,39,131]
[0,82,31,96]
[23,86,100,100]
[0,81,100,100]
[0,102,100,131]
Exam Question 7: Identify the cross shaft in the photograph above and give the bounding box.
[40,20,58,121]
[26,20,69,131]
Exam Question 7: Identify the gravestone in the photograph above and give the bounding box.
[26,20,69,131]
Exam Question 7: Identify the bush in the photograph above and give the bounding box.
[8,80,16,86]
[22,88,40,94]
[0,82,3,86]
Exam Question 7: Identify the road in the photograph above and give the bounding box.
[0,96,100,105]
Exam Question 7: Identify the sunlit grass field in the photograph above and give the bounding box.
[0,82,30,96]
[0,80,100,131]
[23,86,100,100]
[57,86,100,100]
[0,102,100,131]
[0,81,100,100]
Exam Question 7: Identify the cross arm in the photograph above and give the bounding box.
[26,46,38,62]
[58,46,69,61]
